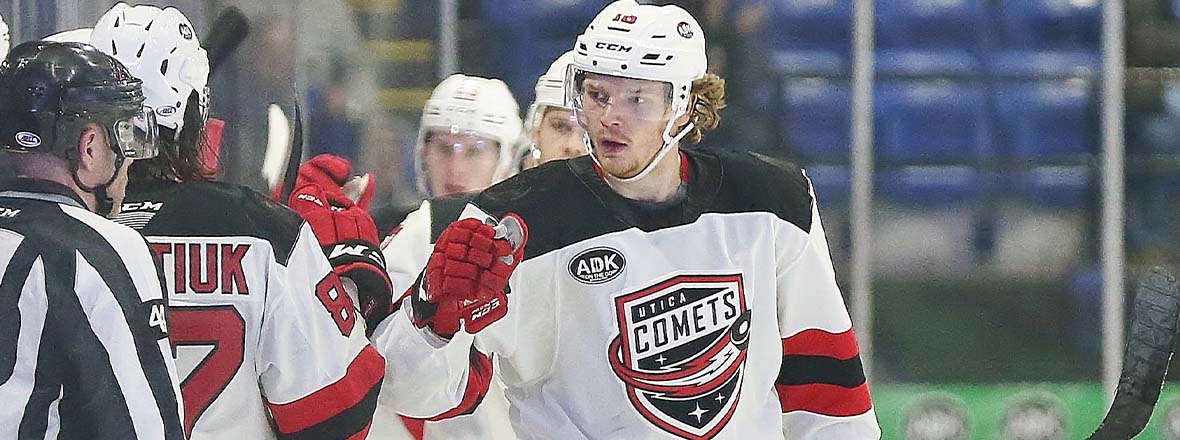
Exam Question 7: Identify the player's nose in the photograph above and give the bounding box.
[599,104,623,127]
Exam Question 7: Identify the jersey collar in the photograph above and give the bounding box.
[0,178,88,209]
[568,149,722,232]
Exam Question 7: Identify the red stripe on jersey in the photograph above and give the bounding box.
[777,382,873,417]
[399,416,425,440]
[781,328,859,360]
[268,345,386,433]
[426,348,494,421]
[679,151,690,183]
[390,285,415,317]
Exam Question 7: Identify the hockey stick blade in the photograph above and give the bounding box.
[278,90,303,204]
[1088,267,1180,440]
[204,7,250,74]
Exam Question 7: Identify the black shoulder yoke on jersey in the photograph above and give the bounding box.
[371,202,418,238]
[122,181,305,264]
[471,149,814,260]
[428,192,478,242]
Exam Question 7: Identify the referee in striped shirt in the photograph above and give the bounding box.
[0,42,184,439]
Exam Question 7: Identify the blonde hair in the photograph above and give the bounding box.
[683,73,727,145]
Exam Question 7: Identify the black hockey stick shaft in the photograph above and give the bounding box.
[1088,267,1180,440]
[204,6,250,74]
[278,91,303,204]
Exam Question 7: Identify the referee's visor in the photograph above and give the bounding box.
[110,107,159,159]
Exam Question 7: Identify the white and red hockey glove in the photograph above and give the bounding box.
[411,215,527,339]
[284,154,392,334]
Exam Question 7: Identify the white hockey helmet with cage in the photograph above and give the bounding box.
[415,74,523,194]
[92,3,210,138]
[1,14,9,59]
[567,0,706,182]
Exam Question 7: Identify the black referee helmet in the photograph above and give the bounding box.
[0,41,157,160]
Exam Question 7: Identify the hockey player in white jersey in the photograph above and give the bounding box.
[305,74,521,439]
[370,1,882,438]
[518,51,587,171]
[363,57,581,440]
[71,4,386,439]
[377,60,572,307]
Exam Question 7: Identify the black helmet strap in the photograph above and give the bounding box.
[70,126,126,217]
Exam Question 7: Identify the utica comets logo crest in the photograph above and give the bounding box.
[608,274,750,439]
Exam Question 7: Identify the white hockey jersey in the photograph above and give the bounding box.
[114,181,384,440]
[373,151,881,439]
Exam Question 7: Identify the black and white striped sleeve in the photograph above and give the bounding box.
[0,204,184,440]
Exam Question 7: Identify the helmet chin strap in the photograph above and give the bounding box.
[588,119,695,184]
[73,154,125,217]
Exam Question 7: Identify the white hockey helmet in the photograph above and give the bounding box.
[92,3,210,138]
[567,0,707,182]
[44,28,95,44]
[415,74,522,194]
[1,14,9,59]
[522,51,577,162]
[535,51,575,111]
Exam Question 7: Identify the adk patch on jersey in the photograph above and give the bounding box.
[568,247,625,284]
[608,274,750,439]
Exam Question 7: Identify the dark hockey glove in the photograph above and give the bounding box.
[412,216,527,339]
[285,158,392,334]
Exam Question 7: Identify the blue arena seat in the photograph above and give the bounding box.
[993,80,1095,161]
[875,0,989,76]
[875,81,991,164]
[996,0,1100,50]
[782,78,851,162]
[482,0,605,31]
[877,166,992,205]
[767,0,852,75]
[803,165,851,205]
[482,0,604,103]
[992,0,1101,77]
[499,38,574,104]
[990,50,1101,78]
[1010,165,1092,207]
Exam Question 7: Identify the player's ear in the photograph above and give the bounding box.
[76,123,108,172]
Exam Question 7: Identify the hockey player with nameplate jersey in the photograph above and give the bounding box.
[77,4,385,439]
[371,1,881,439]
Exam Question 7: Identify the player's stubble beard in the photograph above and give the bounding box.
[590,117,668,180]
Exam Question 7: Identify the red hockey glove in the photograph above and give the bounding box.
[285,157,392,334]
[274,154,376,210]
[411,215,527,339]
